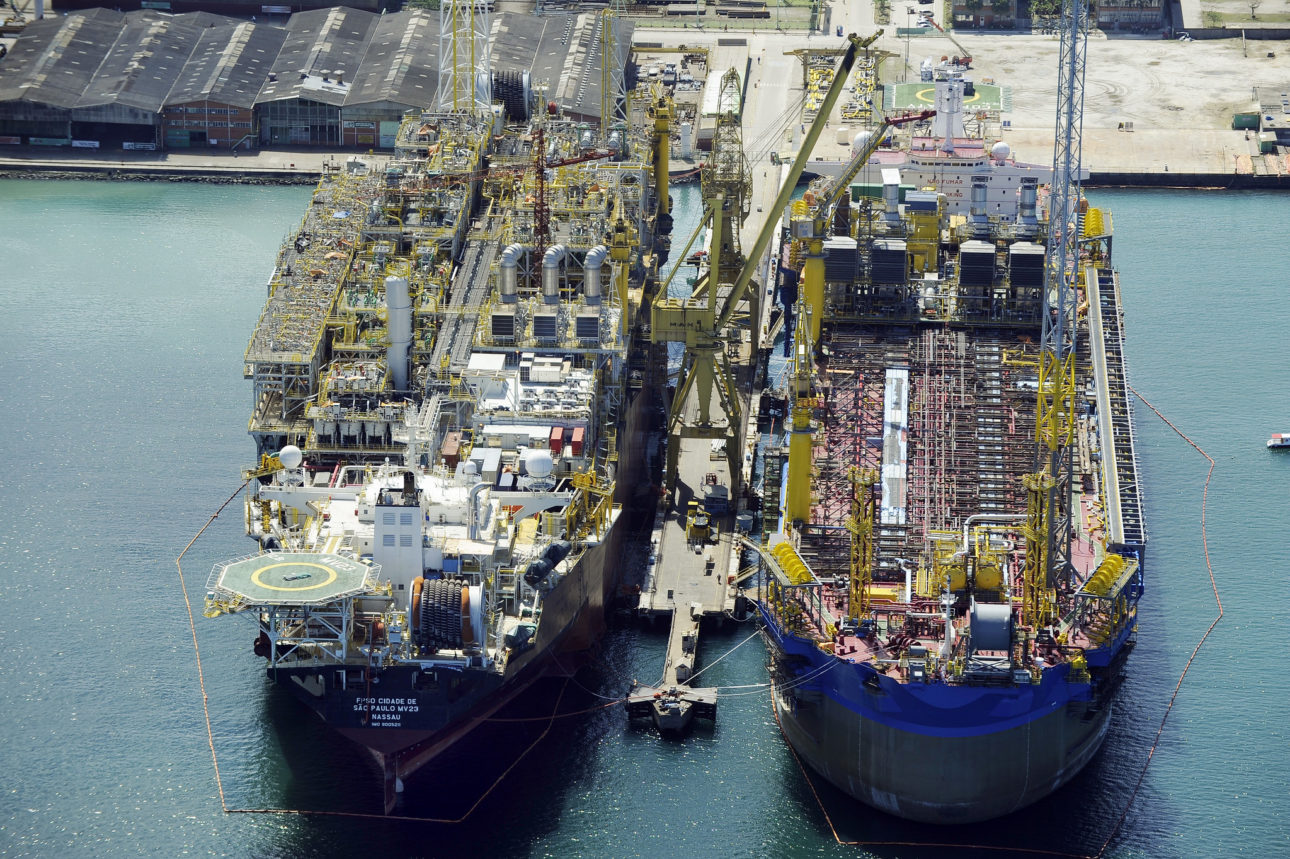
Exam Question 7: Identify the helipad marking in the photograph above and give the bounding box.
[251,561,340,592]
[913,87,982,105]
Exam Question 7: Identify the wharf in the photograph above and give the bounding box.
[0,147,342,183]
[628,426,740,731]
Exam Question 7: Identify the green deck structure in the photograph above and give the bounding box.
[211,552,374,607]
[885,81,1008,113]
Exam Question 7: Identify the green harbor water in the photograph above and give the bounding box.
[0,179,1286,857]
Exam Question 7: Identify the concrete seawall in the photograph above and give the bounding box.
[1087,171,1290,190]
[0,149,342,185]
[5,152,1290,190]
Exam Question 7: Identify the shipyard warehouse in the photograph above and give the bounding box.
[0,7,632,149]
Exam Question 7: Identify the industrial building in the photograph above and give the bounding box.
[0,6,632,150]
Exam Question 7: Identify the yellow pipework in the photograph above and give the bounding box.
[784,299,817,524]
[785,403,814,524]
[772,542,814,586]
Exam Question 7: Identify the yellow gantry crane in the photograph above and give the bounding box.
[651,33,879,492]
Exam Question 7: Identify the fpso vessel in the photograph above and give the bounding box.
[756,167,1145,823]
[205,102,670,811]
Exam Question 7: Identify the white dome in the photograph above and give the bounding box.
[278,445,303,469]
[524,448,554,479]
[853,130,872,151]
[990,141,1011,162]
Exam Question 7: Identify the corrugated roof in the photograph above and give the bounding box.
[166,21,288,109]
[76,11,219,111]
[0,8,633,120]
[257,7,379,107]
[492,13,633,121]
[0,10,124,109]
[343,9,437,109]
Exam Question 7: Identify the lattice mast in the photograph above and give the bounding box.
[438,0,492,115]
[1034,0,1088,600]
[599,7,626,140]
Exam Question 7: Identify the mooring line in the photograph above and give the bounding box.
[176,485,574,823]
[770,386,1222,858]
[175,479,250,814]
[1095,385,1223,857]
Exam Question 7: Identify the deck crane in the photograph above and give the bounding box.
[780,109,931,526]
[925,17,972,69]
[1022,0,1087,627]
[788,108,932,346]
[651,32,880,491]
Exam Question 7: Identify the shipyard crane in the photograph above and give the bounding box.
[651,33,879,490]
[787,109,932,346]
[1023,0,1087,627]
[925,17,972,68]
[780,108,930,525]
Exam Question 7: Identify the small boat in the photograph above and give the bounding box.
[1268,433,1290,449]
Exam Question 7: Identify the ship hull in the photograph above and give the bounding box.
[764,617,1114,824]
[267,383,653,799]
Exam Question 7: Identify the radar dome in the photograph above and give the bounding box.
[990,141,1011,162]
[852,130,872,151]
[524,448,554,479]
[278,445,303,469]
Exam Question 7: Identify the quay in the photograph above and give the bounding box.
[625,382,745,732]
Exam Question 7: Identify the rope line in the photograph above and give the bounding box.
[682,626,762,685]
[1095,385,1223,857]
[766,387,1220,857]
[175,483,574,823]
[174,479,250,814]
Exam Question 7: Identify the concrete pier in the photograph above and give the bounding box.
[628,431,739,730]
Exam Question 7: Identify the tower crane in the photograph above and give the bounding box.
[1023,0,1087,627]
[650,33,879,492]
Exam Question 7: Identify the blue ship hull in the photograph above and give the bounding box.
[761,603,1131,823]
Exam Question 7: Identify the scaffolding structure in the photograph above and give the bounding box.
[796,325,1039,585]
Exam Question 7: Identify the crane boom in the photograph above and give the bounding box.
[926,17,972,67]
[812,109,933,222]
[715,31,879,331]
